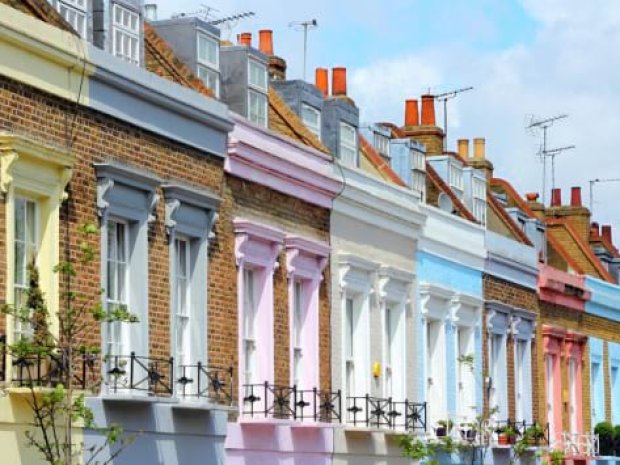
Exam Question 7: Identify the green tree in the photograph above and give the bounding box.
[2,223,137,465]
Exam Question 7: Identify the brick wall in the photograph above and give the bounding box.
[482,274,539,420]
[0,74,225,371]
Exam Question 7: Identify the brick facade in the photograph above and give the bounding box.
[482,274,539,420]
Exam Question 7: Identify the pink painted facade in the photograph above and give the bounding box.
[538,264,591,311]
[225,116,341,465]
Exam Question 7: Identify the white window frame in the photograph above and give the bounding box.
[243,267,258,388]
[301,103,321,141]
[448,161,464,198]
[56,0,88,37]
[339,122,357,166]
[292,280,304,387]
[13,196,38,342]
[489,332,506,419]
[248,59,268,91]
[197,31,220,97]
[568,357,578,434]
[457,325,475,417]
[345,296,356,399]
[174,236,191,368]
[112,3,140,65]
[472,177,486,224]
[374,132,390,158]
[248,90,268,128]
[514,339,528,421]
[545,354,555,440]
[106,218,129,358]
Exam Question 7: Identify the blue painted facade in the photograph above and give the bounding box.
[585,277,620,427]
[416,250,484,422]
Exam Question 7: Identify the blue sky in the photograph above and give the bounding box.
[157,0,620,234]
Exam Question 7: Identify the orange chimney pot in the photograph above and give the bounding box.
[525,192,539,202]
[591,222,601,239]
[332,67,347,96]
[420,94,436,126]
[315,68,328,96]
[405,99,419,126]
[551,188,562,207]
[258,29,273,55]
[602,225,613,244]
[239,32,252,47]
[570,186,582,207]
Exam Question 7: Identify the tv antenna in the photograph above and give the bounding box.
[589,178,620,214]
[289,19,318,81]
[435,87,474,151]
[526,114,573,205]
[172,6,255,40]
[207,11,255,26]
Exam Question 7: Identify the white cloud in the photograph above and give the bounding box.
[350,0,620,232]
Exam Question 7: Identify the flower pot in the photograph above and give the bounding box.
[436,427,447,437]
[498,434,509,445]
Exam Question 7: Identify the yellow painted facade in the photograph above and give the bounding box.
[0,3,93,104]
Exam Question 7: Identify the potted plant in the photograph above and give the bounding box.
[496,425,517,445]
[436,419,453,437]
[460,422,477,441]
[523,424,545,446]
[549,449,565,465]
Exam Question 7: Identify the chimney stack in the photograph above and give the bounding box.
[591,222,601,240]
[315,68,328,96]
[239,32,252,47]
[602,225,613,244]
[258,30,273,56]
[457,139,469,159]
[420,94,436,125]
[570,186,582,207]
[332,67,347,96]
[551,188,562,207]
[473,138,486,160]
[405,99,419,126]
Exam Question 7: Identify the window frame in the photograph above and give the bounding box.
[112,3,141,65]
[339,121,357,166]
[248,89,268,128]
[301,103,321,141]
[374,132,390,158]
[56,0,88,38]
[174,236,192,367]
[105,218,130,358]
[196,31,220,97]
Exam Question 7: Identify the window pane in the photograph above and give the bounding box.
[249,60,267,90]
[198,34,218,67]
[14,198,25,242]
[249,90,267,127]
[14,242,25,286]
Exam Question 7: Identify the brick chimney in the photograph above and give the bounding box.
[401,95,444,155]
[257,29,287,80]
[315,68,328,96]
[468,137,494,181]
[547,187,592,240]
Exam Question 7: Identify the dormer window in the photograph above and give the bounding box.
[301,104,321,140]
[113,3,140,65]
[248,59,268,127]
[448,161,464,198]
[374,133,390,158]
[197,32,220,97]
[55,0,87,37]
[339,122,357,166]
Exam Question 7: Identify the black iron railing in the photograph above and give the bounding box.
[493,419,550,446]
[242,382,342,423]
[106,353,173,396]
[347,395,427,432]
[177,363,233,404]
[11,350,96,389]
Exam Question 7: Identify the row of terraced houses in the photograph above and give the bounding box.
[1,1,620,465]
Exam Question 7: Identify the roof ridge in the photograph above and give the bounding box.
[547,219,615,282]
[426,163,478,223]
[358,134,407,187]
[268,87,330,154]
[487,192,533,246]
[143,22,213,98]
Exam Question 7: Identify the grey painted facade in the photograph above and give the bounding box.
[85,398,231,465]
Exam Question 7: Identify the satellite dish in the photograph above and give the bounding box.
[438,193,454,213]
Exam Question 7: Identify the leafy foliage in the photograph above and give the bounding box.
[1,223,137,465]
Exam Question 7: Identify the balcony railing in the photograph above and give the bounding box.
[177,363,233,404]
[347,395,427,432]
[9,350,96,389]
[106,353,174,397]
[242,382,342,423]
